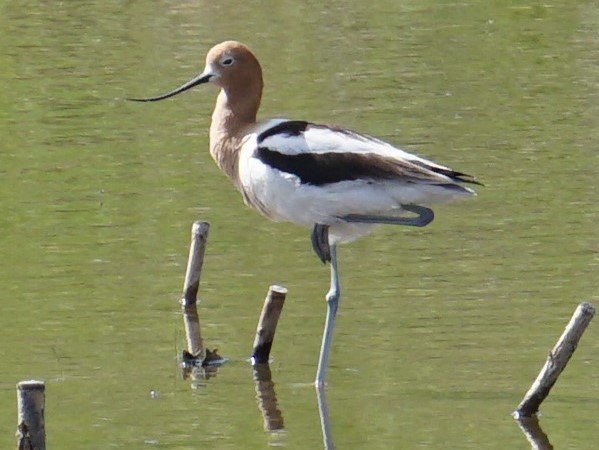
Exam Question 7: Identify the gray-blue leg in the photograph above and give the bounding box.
[341,204,434,227]
[315,243,340,387]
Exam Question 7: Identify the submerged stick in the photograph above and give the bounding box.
[16,380,45,450]
[181,221,210,306]
[251,285,287,364]
[514,301,595,418]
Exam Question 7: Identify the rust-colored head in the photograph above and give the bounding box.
[203,41,262,94]
[128,41,263,103]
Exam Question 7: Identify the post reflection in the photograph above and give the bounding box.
[253,363,284,431]
[180,302,224,382]
[514,415,554,450]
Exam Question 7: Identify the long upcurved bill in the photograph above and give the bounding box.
[127,72,213,102]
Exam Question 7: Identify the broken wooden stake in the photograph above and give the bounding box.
[181,221,210,307]
[16,380,45,450]
[181,221,210,362]
[180,221,210,360]
[251,285,287,364]
[178,221,225,379]
[513,301,595,418]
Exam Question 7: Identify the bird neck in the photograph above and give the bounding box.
[209,85,262,188]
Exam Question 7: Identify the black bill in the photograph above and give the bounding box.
[127,72,213,102]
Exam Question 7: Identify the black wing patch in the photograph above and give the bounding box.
[409,161,483,186]
[255,120,482,187]
[256,147,409,186]
[257,120,310,144]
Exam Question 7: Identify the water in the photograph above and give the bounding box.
[0,0,597,448]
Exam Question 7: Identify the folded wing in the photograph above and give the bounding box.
[255,120,481,188]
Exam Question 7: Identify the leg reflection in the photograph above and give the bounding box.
[315,385,335,449]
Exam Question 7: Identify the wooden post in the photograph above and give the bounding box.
[513,301,595,418]
[181,221,210,306]
[16,380,45,450]
[251,285,287,364]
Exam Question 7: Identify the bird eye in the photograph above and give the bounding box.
[221,57,234,67]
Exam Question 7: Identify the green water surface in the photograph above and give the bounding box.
[0,1,597,448]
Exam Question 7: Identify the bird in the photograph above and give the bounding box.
[129,41,480,387]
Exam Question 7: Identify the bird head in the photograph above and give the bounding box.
[127,41,262,102]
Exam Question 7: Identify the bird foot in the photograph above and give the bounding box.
[311,224,331,264]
